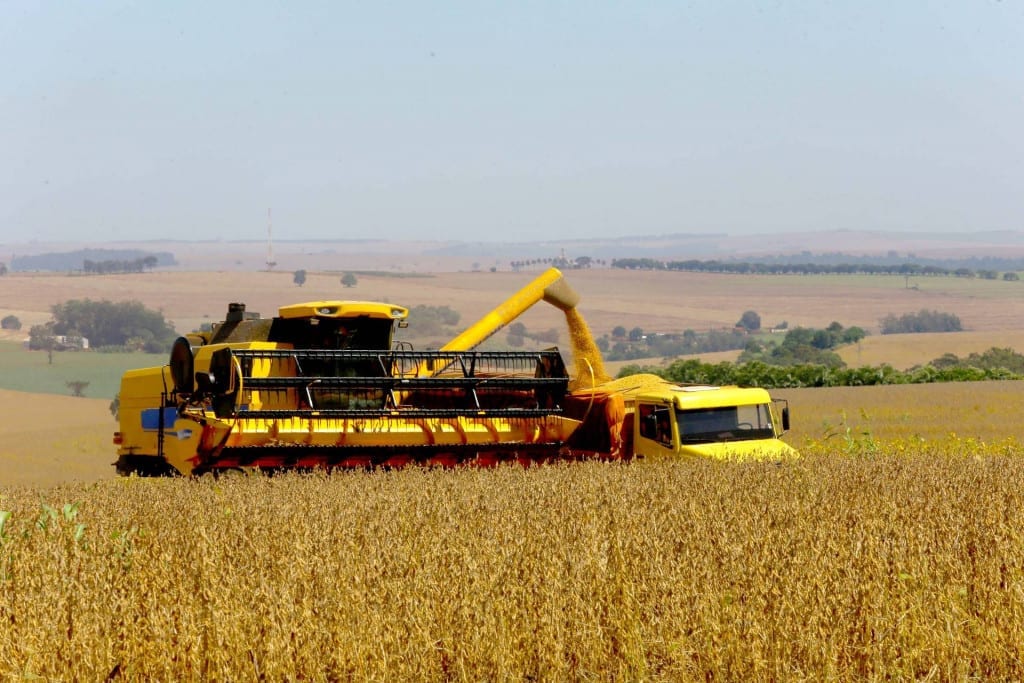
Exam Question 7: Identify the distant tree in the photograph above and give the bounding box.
[293,269,307,287]
[628,327,644,342]
[930,353,961,369]
[48,299,177,352]
[28,324,56,362]
[506,320,528,347]
[880,309,962,334]
[811,329,832,349]
[0,262,7,276]
[737,310,761,332]
[841,326,867,344]
[962,347,1024,373]
[406,305,461,336]
[927,347,1024,374]
[66,380,90,397]
[1004,272,1020,282]
[1,315,20,330]
[612,325,627,338]
[744,338,765,354]
[531,328,559,344]
[341,272,358,288]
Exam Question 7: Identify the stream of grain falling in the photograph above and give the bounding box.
[564,308,613,391]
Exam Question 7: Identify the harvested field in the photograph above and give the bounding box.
[0,390,113,487]
[3,269,1024,349]
[836,329,1024,370]
[4,268,1023,398]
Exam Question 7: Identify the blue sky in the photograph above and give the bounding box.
[2,2,1021,243]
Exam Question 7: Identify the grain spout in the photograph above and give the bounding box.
[565,307,612,391]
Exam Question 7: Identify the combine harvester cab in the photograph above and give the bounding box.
[114,268,796,476]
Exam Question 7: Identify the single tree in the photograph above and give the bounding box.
[737,310,761,332]
[341,272,358,288]
[66,380,90,397]
[47,299,176,352]
[1,315,20,330]
[293,269,307,287]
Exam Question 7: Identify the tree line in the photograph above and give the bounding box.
[610,258,1021,280]
[620,348,1024,389]
[29,299,178,353]
[880,310,962,334]
[509,256,607,271]
[739,322,866,367]
[10,249,176,272]
[600,328,750,361]
[82,256,159,274]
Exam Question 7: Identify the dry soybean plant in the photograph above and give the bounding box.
[1,447,1023,681]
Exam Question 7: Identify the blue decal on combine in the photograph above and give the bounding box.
[141,408,179,431]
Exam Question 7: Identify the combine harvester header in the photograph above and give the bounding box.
[113,268,795,476]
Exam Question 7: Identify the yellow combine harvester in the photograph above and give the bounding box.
[113,268,795,475]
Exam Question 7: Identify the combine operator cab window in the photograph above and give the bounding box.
[678,404,775,444]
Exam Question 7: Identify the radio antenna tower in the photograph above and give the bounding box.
[265,208,277,270]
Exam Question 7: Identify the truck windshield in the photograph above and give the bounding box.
[677,404,775,444]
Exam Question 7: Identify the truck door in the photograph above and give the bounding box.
[636,403,676,457]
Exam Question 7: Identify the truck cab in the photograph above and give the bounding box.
[630,384,796,461]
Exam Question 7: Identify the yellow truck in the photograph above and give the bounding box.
[586,379,795,461]
[113,269,795,475]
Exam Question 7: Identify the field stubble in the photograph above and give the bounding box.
[2,448,1023,681]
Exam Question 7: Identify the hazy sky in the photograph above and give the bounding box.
[2,2,1022,243]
